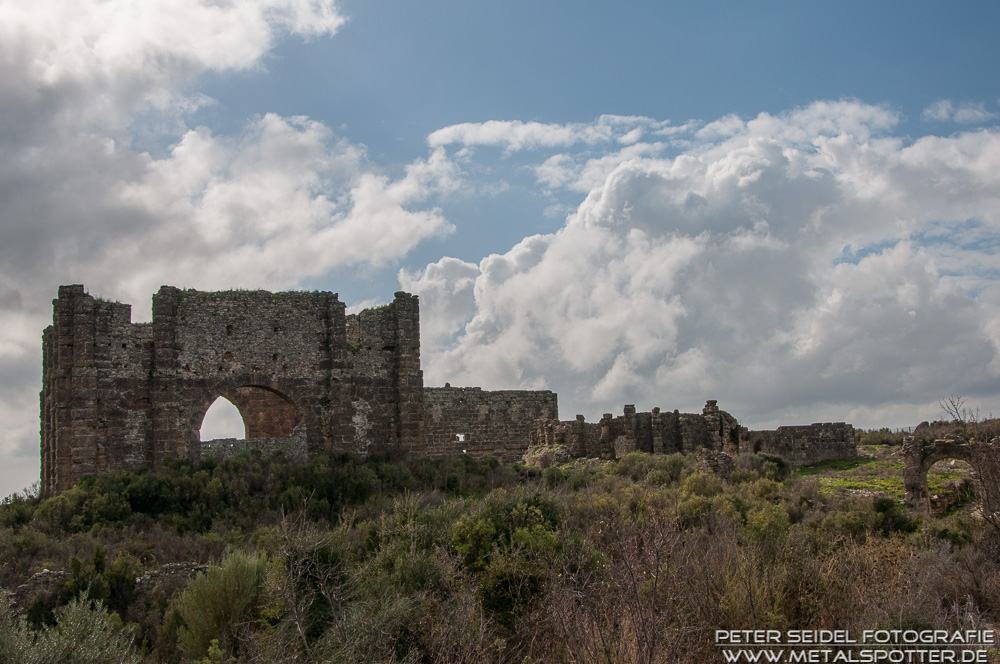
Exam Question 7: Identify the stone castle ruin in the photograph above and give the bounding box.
[40,285,855,497]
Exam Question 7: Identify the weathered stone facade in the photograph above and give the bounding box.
[743,422,857,468]
[40,284,856,497]
[901,436,995,512]
[424,385,558,462]
[529,401,856,469]
[40,285,554,496]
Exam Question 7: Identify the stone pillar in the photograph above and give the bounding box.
[41,285,93,496]
[651,407,664,454]
[151,286,183,466]
[599,413,615,460]
[40,326,54,496]
[571,414,586,457]
[69,289,99,483]
[902,436,931,511]
[392,291,425,450]
[623,404,637,450]
[321,293,350,451]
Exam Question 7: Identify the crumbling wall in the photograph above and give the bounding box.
[199,422,309,463]
[529,401,742,461]
[527,401,855,468]
[41,285,424,497]
[744,422,856,468]
[41,286,155,496]
[424,386,558,462]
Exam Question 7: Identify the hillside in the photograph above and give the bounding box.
[1,449,999,663]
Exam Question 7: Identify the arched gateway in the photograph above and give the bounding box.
[40,285,427,496]
[902,436,998,512]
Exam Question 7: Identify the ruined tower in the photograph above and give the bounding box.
[40,285,425,496]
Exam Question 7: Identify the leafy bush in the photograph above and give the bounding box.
[169,550,272,661]
[0,595,141,664]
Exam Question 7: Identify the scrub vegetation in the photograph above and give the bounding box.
[1,448,999,663]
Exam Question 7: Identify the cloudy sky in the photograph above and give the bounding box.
[2,0,1000,496]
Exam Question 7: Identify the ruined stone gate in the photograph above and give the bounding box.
[41,284,857,497]
[40,285,557,496]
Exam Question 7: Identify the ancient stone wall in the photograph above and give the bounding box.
[744,422,856,468]
[424,385,558,462]
[41,285,426,496]
[41,285,557,496]
[40,286,859,495]
[529,400,742,461]
[528,401,855,468]
[199,422,308,463]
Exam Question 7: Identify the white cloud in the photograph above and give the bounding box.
[109,117,455,299]
[922,99,997,124]
[427,115,675,153]
[0,0,466,495]
[399,257,481,351]
[413,102,1000,427]
[534,142,666,193]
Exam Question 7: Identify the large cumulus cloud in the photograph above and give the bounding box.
[408,101,1000,427]
[0,0,457,492]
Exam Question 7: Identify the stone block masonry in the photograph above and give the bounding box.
[43,285,519,496]
[529,401,856,469]
[40,284,856,496]
[424,385,558,462]
[745,422,856,468]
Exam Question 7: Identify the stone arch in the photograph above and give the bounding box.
[223,385,303,438]
[902,438,981,512]
[41,285,427,495]
[185,378,308,459]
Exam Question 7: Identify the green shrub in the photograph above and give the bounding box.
[681,471,724,498]
[170,550,272,661]
[1,596,141,664]
[451,489,561,571]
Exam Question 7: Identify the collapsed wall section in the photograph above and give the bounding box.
[528,401,855,468]
[529,400,740,460]
[424,386,557,462]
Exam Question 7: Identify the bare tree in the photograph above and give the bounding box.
[939,397,1000,533]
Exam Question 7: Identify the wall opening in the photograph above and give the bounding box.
[200,397,246,441]
[926,458,976,515]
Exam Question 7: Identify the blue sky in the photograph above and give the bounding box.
[1,0,999,496]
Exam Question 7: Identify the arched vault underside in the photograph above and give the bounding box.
[902,437,996,512]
